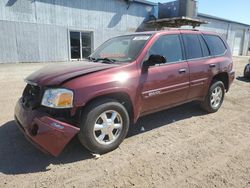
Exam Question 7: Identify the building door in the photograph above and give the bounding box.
[248,35,250,56]
[233,30,244,56]
[69,31,93,60]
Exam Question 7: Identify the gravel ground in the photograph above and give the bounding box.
[0,57,250,188]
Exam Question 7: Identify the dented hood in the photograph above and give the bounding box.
[26,61,118,86]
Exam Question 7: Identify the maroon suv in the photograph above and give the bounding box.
[15,30,235,156]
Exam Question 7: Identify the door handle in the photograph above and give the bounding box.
[209,64,216,68]
[179,69,186,74]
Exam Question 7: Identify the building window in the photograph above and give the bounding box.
[69,31,93,60]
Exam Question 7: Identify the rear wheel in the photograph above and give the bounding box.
[78,99,130,154]
[244,66,250,78]
[201,80,225,113]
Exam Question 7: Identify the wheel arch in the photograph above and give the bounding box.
[81,92,134,124]
[212,72,229,92]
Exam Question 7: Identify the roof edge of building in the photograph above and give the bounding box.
[198,13,250,27]
[133,0,157,6]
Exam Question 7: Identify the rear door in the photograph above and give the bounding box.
[140,34,190,114]
[181,33,212,100]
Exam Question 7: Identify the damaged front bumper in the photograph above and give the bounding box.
[14,99,80,157]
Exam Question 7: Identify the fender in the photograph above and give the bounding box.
[75,87,141,124]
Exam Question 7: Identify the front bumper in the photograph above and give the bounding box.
[14,99,80,157]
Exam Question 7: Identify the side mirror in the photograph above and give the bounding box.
[145,54,167,67]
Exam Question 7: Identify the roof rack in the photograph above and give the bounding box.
[168,28,200,31]
[146,16,208,29]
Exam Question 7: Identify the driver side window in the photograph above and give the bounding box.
[148,34,183,64]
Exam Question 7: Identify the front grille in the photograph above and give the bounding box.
[22,84,43,109]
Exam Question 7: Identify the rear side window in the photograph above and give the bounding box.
[203,35,227,56]
[182,34,203,59]
[148,35,183,63]
[198,35,210,57]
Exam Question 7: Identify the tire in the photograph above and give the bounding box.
[78,99,130,154]
[244,66,250,78]
[201,80,225,113]
[244,67,247,78]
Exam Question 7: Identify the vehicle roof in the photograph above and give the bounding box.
[127,29,221,36]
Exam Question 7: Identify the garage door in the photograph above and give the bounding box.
[233,30,244,56]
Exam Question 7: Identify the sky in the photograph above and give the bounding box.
[151,0,250,25]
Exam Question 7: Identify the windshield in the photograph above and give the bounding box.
[89,34,151,63]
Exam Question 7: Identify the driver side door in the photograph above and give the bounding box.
[140,34,190,115]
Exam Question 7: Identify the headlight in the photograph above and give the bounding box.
[41,88,73,108]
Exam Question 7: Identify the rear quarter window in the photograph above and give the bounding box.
[203,34,227,56]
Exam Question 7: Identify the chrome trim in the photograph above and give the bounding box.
[185,49,227,62]
[148,60,187,68]
[24,79,38,86]
[142,82,189,99]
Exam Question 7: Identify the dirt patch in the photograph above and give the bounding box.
[0,57,250,188]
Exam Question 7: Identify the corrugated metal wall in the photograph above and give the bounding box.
[0,20,69,63]
[0,0,154,63]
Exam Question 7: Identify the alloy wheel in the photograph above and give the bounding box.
[210,86,223,109]
[93,110,123,145]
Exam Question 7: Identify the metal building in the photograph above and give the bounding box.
[146,0,250,57]
[0,0,249,64]
[0,0,157,63]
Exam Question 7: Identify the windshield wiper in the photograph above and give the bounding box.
[87,56,96,62]
[87,56,117,64]
[94,58,116,64]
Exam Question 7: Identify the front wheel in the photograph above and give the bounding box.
[78,99,130,154]
[201,80,225,113]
